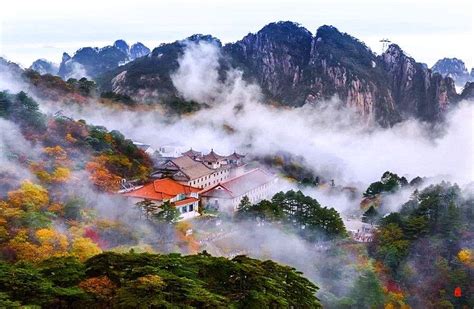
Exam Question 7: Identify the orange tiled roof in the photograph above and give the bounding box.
[123,178,200,201]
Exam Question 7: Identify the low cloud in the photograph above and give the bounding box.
[0,119,38,183]
[171,40,223,103]
[32,41,473,192]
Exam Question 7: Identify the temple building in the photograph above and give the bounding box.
[182,148,202,161]
[200,149,227,169]
[200,168,276,212]
[123,178,201,220]
[225,151,245,166]
[150,149,247,189]
[151,155,232,189]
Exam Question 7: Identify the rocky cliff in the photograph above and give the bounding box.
[224,22,458,124]
[432,58,473,87]
[380,45,458,122]
[98,34,220,103]
[30,59,58,75]
[94,22,461,125]
[58,40,150,80]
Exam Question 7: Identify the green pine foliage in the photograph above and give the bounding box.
[0,91,47,133]
[236,190,346,240]
[153,201,180,224]
[0,252,321,308]
[363,171,409,197]
[369,183,474,308]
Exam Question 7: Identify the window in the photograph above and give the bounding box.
[180,207,186,213]
[189,204,194,211]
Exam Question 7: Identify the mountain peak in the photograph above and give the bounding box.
[314,25,373,57]
[315,25,341,37]
[431,58,471,86]
[381,44,413,67]
[184,34,222,46]
[385,43,404,54]
[58,40,150,79]
[62,52,71,62]
[30,59,58,75]
[259,21,312,36]
[130,42,150,59]
[113,40,130,55]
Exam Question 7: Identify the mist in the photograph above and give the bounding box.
[0,119,39,184]
[31,41,473,191]
[1,37,473,308]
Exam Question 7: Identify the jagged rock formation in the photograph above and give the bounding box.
[30,59,59,75]
[0,57,25,91]
[130,42,150,59]
[460,82,474,101]
[56,22,461,125]
[58,40,150,79]
[380,45,458,121]
[432,58,473,87]
[225,23,459,124]
[99,34,220,103]
[0,57,23,76]
[113,39,130,55]
[224,22,313,106]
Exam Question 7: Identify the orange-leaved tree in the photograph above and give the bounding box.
[8,181,49,210]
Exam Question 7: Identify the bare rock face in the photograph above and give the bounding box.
[58,40,150,80]
[432,58,473,87]
[30,59,58,75]
[460,82,474,101]
[97,21,461,125]
[380,44,458,121]
[226,23,399,125]
[305,26,397,125]
[130,43,150,60]
[224,21,313,105]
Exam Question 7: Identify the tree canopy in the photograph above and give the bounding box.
[0,252,321,308]
[369,183,473,308]
[236,190,346,240]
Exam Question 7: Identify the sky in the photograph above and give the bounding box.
[0,0,473,68]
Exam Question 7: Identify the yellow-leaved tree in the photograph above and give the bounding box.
[458,248,473,267]
[8,181,49,210]
[7,228,69,262]
[71,237,102,261]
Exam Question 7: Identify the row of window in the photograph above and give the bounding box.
[179,203,195,214]
[232,184,270,207]
[190,170,230,189]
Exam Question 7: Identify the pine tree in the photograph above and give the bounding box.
[237,195,252,212]
[153,201,180,224]
[135,199,159,219]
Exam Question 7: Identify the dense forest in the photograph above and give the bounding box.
[0,252,320,308]
[369,183,474,308]
[236,190,347,240]
[0,91,324,308]
[0,90,472,308]
[0,90,152,192]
